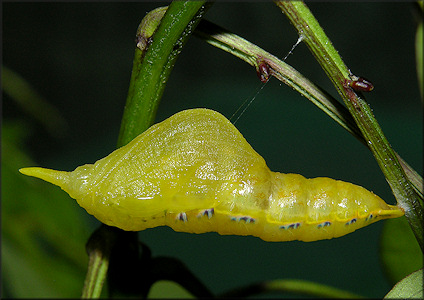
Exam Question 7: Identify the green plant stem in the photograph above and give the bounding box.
[81,2,211,298]
[117,1,210,147]
[219,279,364,298]
[82,226,116,298]
[81,254,108,298]
[194,19,423,198]
[195,20,361,138]
[276,2,350,93]
[276,1,423,251]
[195,17,424,195]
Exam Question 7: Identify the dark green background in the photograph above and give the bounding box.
[3,2,422,298]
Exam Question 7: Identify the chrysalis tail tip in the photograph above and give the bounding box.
[19,167,70,188]
[380,204,405,219]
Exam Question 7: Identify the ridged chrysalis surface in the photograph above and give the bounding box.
[20,108,404,242]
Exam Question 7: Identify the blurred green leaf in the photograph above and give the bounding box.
[2,66,67,136]
[2,238,59,297]
[147,280,195,299]
[384,269,423,299]
[380,217,423,284]
[220,279,363,298]
[2,121,90,298]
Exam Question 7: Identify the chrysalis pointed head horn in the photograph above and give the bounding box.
[19,165,96,211]
[19,167,71,189]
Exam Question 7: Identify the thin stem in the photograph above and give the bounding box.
[276,1,423,251]
[195,20,362,140]
[82,226,115,298]
[194,19,423,197]
[117,1,210,147]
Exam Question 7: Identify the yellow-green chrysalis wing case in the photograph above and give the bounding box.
[20,108,404,242]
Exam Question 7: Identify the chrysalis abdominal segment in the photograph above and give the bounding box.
[19,109,403,242]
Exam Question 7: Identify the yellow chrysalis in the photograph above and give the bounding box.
[20,108,404,242]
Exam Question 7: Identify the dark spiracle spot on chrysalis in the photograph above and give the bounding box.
[317,221,331,228]
[345,218,357,226]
